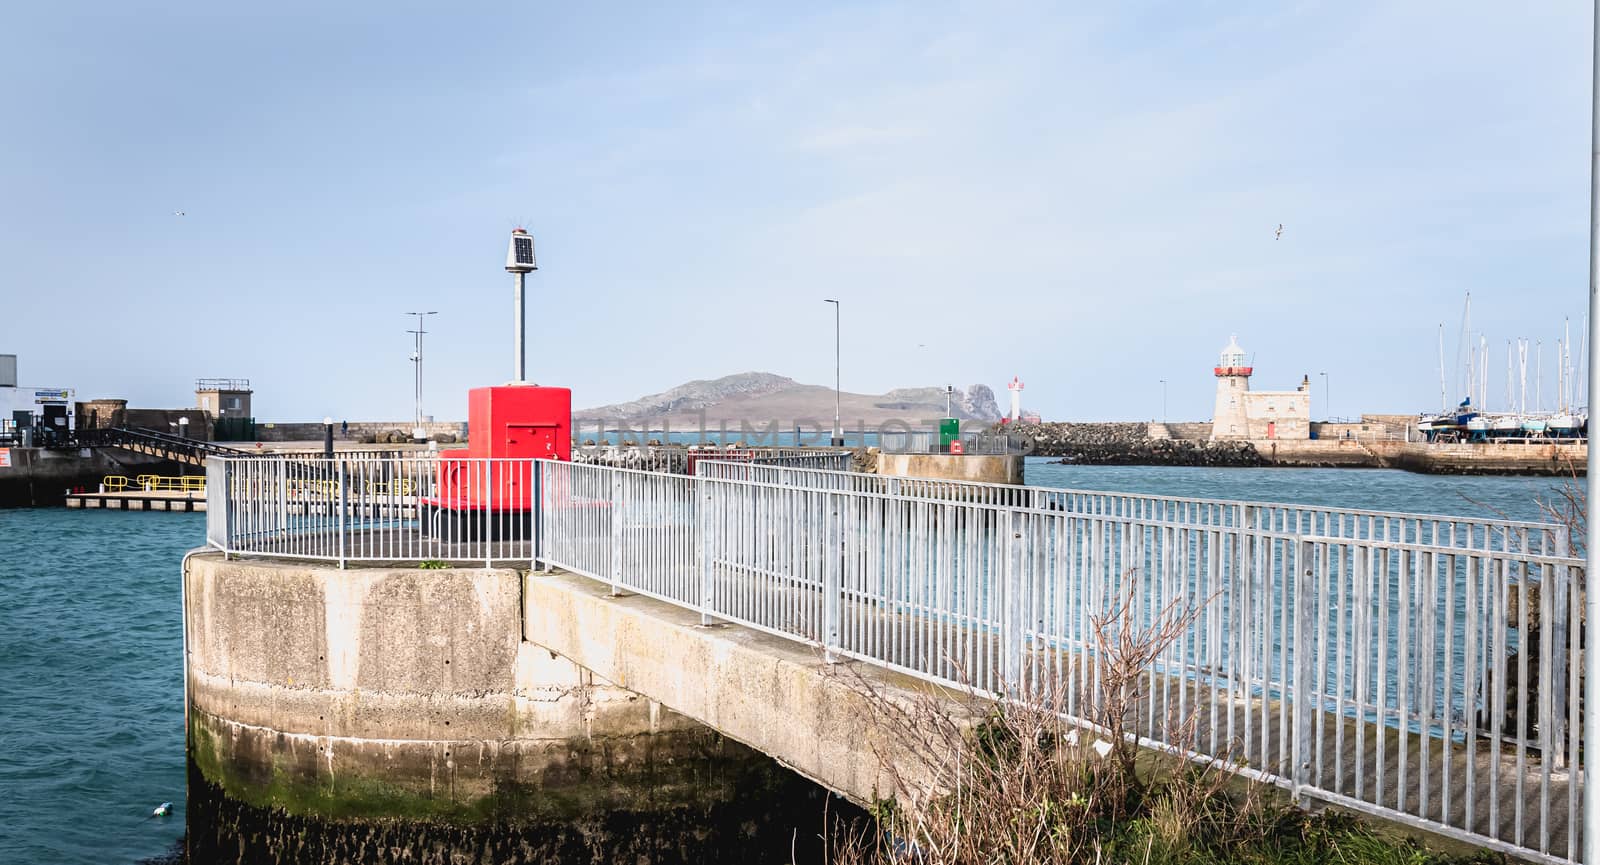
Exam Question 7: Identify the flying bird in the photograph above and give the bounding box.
[174,211,186,217]
[1274,223,1284,240]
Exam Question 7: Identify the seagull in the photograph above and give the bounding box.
[1274,223,1284,240]
[174,211,185,217]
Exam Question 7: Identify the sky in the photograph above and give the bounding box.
[1,2,1594,423]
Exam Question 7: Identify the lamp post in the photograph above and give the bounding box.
[824,299,841,446]
[1159,380,1167,424]
[407,311,438,444]
[1321,372,1330,421]
[323,417,333,460]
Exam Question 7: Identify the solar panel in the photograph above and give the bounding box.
[514,237,535,265]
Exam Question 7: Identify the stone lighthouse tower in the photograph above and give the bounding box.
[1211,335,1252,440]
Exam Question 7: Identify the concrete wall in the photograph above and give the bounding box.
[124,408,213,440]
[187,556,703,809]
[1386,441,1585,475]
[1165,422,1213,441]
[1310,420,1395,441]
[0,446,180,507]
[877,452,1024,484]
[183,555,842,861]
[523,571,963,807]
[1251,439,1383,468]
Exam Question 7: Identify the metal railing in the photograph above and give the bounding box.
[878,430,1032,455]
[206,454,1587,864]
[207,456,539,565]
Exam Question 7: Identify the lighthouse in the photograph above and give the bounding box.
[1008,376,1024,422]
[1209,335,1311,440]
[1211,336,1252,439]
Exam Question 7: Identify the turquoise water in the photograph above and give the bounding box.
[0,509,199,865]
[0,466,1575,864]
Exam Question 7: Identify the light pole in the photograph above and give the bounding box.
[945,384,954,418]
[1320,372,1330,421]
[824,299,841,445]
[407,311,437,444]
[1158,380,1167,424]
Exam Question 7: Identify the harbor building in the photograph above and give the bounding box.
[195,378,254,440]
[0,353,76,444]
[1210,336,1310,440]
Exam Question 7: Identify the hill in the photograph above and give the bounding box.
[575,372,1002,430]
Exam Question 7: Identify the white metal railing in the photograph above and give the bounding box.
[209,455,539,565]
[207,454,1587,863]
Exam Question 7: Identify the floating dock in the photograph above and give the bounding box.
[66,490,206,511]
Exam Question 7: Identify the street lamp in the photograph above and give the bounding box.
[1320,372,1330,421]
[824,299,841,446]
[1158,380,1167,424]
[407,311,438,444]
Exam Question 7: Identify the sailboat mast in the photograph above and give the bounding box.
[1538,340,1544,413]
[1519,339,1528,415]
[1438,324,1447,412]
[1481,336,1488,409]
[1506,340,1513,412]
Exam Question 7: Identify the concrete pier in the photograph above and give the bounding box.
[183,555,858,864]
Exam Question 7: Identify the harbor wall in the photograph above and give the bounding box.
[0,446,182,507]
[183,555,849,864]
[1017,421,1586,475]
[876,452,1024,484]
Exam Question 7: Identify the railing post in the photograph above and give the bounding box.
[824,492,842,662]
[337,459,348,569]
[532,459,543,572]
[699,478,714,625]
[609,470,623,595]
[1293,537,1314,803]
[1004,510,1026,697]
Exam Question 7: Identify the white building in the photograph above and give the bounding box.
[0,354,76,441]
[1209,336,1310,440]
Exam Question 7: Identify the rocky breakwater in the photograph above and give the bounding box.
[1009,422,1265,468]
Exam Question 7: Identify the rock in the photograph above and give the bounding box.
[997,421,1265,468]
[431,432,456,444]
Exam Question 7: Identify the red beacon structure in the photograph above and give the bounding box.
[426,228,571,536]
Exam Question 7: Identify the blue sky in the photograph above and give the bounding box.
[1,2,1593,423]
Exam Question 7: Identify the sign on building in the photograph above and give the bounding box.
[0,448,11,468]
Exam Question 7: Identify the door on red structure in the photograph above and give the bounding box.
[505,424,559,459]
[1267,421,1276,439]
